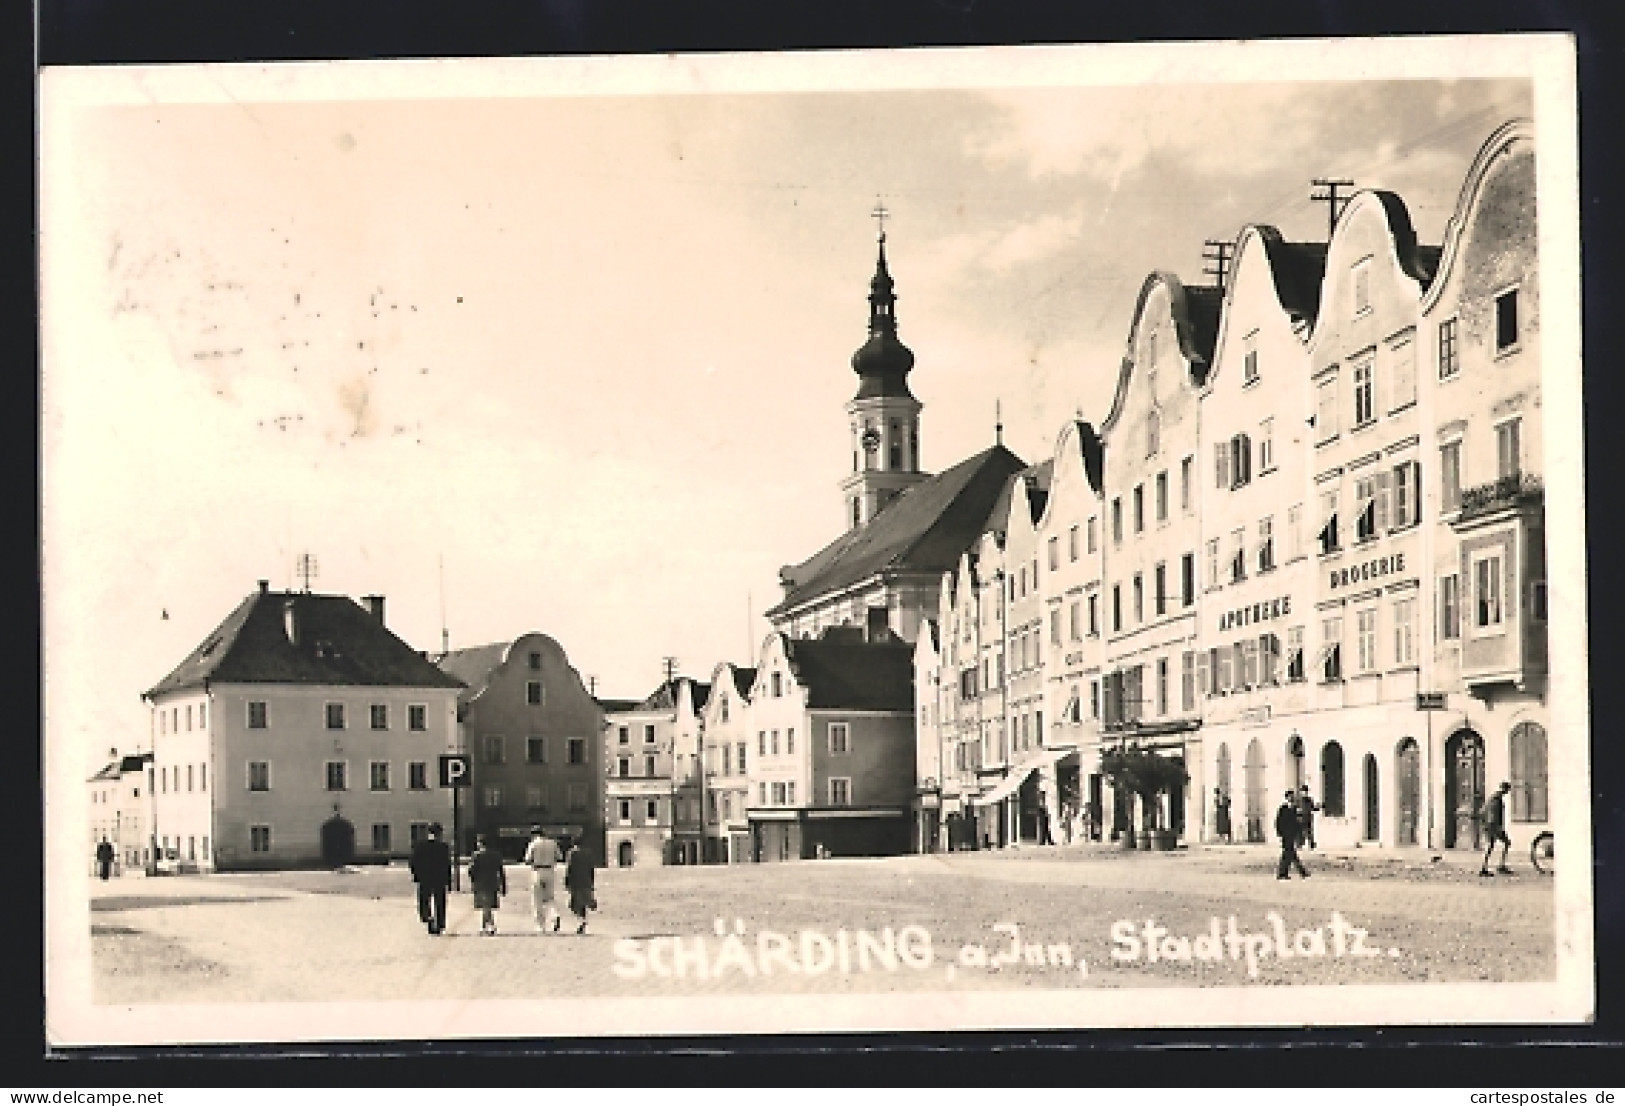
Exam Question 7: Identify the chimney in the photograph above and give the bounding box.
[258,579,269,594]
[283,598,300,646]
[363,595,385,625]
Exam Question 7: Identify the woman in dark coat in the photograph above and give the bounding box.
[562,838,596,935]
[467,833,508,936]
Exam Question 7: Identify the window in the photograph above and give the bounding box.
[1321,618,1343,682]
[1229,434,1253,488]
[1132,574,1144,623]
[567,738,586,765]
[1439,574,1462,640]
[1393,597,1416,666]
[1356,608,1378,673]
[1206,540,1220,590]
[1048,536,1059,571]
[370,761,390,791]
[758,783,768,806]
[617,757,630,778]
[1495,288,1520,352]
[1260,632,1281,685]
[644,725,656,744]
[186,705,193,731]
[1088,593,1100,636]
[1155,470,1169,522]
[736,741,747,773]
[1321,742,1346,818]
[567,783,587,812]
[1392,460,1420,529]
[325,703,345,730]
[1181,652,1196,712]
[771,672,783,698]
[1318,489,1340,554]
[1154,562,1168,616]
[408,704,426,731]
[1146,408,1161,457]
[1133,485,1145,533]
[527,650,542,671]
[1243,341,1260,385]
[482,735,505,765]
[1353,360,1375,426]
[1474,555,1504,629]
[1496,418,1523,478]
[250,826,271,853]
[830,777,852,806]
[646,798,659,821]
[527,681,543,705]
[1390,338,1416,408]
[644,754,657,776]
[829,722,851,754]
[325,762,348,792]
[1156,658,1169,715]
[1441,441,1463,512]
[1214,439,1232,490]
[1509,722,1548,822]
[199,704,207,729]
[1229,528,1246,584]
[1111,499,1123,545]
[1287,626,1306,682]
[248,701,268,729]
[1069,524,1080,562]
[787,781,797,806]
[1111,584,1123,632]
[187,764,194,791]
[1355,476,1378,542]
[408,762,428,790]
[1069,599,1082,641]
[1438,316,1460,378]
[1180,553,1195,607]
[786,727,796,754]
[1352,258,1371,315]
[1316,375,1339,442]
[1214,647,1232,694]
[617,799,632,824]
[527,736,547,764]
[371,824,391,852]
[1180,457,1194,513]
[1258,516,1275,573]
[248,761,270,792]
[369,704,388,730]
[1259,418,1275,472]
[770,729,781,755]
[525,784,544,811]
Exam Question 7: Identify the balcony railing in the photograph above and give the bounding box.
[1457,472,1543,521]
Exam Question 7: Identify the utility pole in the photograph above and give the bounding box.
[1310,177,1356,240]
[587,675,598,697]
[662,656,680,684]
[1202,239,1235,291]
[295,552,319,593]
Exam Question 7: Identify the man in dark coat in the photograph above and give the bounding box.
[1275,791,1310,879]
[1480,781,1515,877]
[563,837,596,935]
[410,823,453,935]
[95,838,115,880]
[1296,785,1320,849]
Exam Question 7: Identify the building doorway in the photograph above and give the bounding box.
[1087,773,1104,842]
[1243,738,1266,843]
[617,840,634,867]
[1363,753,1380,841]
[320,816,355,867]
[1445,729,1486,849]
[1396,737,1421,846]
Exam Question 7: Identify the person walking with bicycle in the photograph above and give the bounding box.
[1480,781,1515,877]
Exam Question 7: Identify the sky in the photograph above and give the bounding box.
[42,45,1536,760]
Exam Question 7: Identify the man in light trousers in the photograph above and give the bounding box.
[523,825,561,933]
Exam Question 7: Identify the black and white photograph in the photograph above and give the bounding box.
[41,34,1590,1045]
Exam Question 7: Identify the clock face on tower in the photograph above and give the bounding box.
[861,427,881,454]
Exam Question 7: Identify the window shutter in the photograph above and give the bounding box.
[1195,650,1210,698]
[1215,441,1229,489]
[1375,471,1392,533]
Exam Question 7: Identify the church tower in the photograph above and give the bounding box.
[840,205,928,530]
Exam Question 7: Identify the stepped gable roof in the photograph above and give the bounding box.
[435,642,511,703]
[784,633,915,711]
[768,443,1028,616]
[145,586,465,699]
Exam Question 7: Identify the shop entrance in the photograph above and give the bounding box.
[1446,729,1486,849]
[1396,737,1421,846]
[617,840,635,867]
[320,817,355,867]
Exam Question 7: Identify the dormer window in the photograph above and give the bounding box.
[1352,257,1372,316]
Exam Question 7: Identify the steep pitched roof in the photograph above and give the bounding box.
[435,643,511,704]
[768,444,1028,616]
[626,676,711,714]
[88,760,121,784]
[595,697,644,714]
[119,751,153,774]
[784,635,915,711]
[145,586,465,698]
[1254,230,1329,327]
[730,667,758,699]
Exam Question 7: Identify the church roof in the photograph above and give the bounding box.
[784,634,915,711]
[145,584,465,699]
[768,443,1028,618]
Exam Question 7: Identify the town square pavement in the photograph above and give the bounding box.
[89,842,1556,1004]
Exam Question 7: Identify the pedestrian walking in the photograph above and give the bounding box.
[95,837,115,880]
[1296,784,1320,849]
[562,837,597,935]
[523,826,561,933]
[409,823,452,935]
[1480,781,1515,877]
[1036,804,1055,846]
[1275,791,1310,879]
[467,833,508,936]
[1213,788,1232,844]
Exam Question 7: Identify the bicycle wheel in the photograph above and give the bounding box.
[1530,830,1554,875]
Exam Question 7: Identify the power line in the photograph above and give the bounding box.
[1310,178,1356,240]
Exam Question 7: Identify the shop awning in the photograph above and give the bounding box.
[977,746,1074,806]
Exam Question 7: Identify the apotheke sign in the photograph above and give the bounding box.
[1217,596,1291,633]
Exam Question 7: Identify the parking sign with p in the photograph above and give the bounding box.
[438,753,472,788]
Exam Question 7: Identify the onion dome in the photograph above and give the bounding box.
[850,232,917,400]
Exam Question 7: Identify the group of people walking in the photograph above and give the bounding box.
[1274,785,1319,879]
[407,823,597,937]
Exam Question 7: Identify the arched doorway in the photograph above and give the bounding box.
[1395,738,1421,846]
[1243,738,1266,843]
[1509,721,1548,823]
[1445,729,1486,849]
[1285,733,1306,791]
[1215,743,1232,839]
[320,816,355,867]
[617,840,635,867]
[1363,753,1380,841]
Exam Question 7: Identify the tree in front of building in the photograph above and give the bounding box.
[1100,744,1189,849]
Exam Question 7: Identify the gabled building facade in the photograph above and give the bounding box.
[88,749,155,875]
[436,632,606,862]
[701,662,757,863]
[603,676,709,867]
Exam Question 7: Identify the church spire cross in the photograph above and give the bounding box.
[871,198,890,241]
